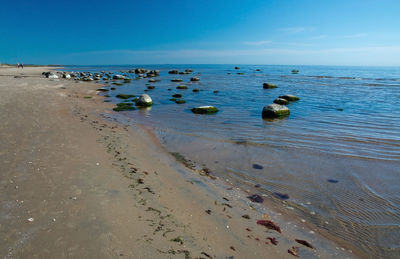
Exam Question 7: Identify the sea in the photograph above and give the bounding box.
[64,64,400,258]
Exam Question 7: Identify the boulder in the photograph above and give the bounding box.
[112,74,125,80]
[279,95,300,101]
[273,98,289,105]
[148,79,156,83]
[191,106,219,114]
[48,74,59,79]
[262,104,290,118]
[135,94,153,107]
[63,73,71,79]
[168,70,179,74]
[234,66,240,69]
[176,85,188,89]
[185,69,193,73]
[263,83,277,89]
[190,77,200,81]
[171,78,183,82]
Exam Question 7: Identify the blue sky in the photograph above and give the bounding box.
[1,0,399,66]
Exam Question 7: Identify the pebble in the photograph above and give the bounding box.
[27,218,34,222]
[96,162,100,166]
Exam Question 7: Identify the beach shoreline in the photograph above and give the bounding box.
[0,66,358,258]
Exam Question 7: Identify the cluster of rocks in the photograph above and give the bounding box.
[168,69,193,75]
[262,95,300,119]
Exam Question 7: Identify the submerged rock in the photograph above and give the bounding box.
[263,83,277,89]
[135,94,153,107]
[273,98,289,105]
[171,78,183,82]
[279,95,300,102]
[262,104,290,118]
[168,70,179,74]
[112,74,125,80]
[191,106,219,114]
[190,77,200,81]
[116,94,135,99]
[176,85,188,89]
[113,103,136,112]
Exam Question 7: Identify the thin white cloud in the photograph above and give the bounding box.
[61,45,400,66]
[310,34,328,40]
[243,40,272,46]
[279,27,315,33]
[342,32,369,38]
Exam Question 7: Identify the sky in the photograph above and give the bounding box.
[1,0,400,66]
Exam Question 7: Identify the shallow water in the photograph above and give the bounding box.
[66,64,400,258]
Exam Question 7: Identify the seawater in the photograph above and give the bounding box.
[66,64,400,258]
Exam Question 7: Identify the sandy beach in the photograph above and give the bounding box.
[0,66,358,258]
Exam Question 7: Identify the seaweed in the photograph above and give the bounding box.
[257,220,281,233]
[295,239,314,249]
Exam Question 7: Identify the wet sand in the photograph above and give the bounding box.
[0,66,357,258]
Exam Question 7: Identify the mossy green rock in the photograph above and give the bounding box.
[171,79,183,82]
[97,88,109,92]
[116,94,135,99]
[191,106,219,114]
[176,85,188,89]
[262,104,290,118]
[279,95,300,101]
[263,83,277,89]
[273,98,289,105]
[175,99,186,104]
[113,103,136,112]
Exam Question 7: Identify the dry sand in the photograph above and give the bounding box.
[0,66,358,258]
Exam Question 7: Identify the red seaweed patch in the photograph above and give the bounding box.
[295,239,314,249]
[267,237,278,245]
[257,220,282,233]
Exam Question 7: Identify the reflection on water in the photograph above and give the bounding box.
[66,64,400,258]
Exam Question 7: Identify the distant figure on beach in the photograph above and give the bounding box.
[17,62,23,69]
[16,62,19,69]
[20,63,24,69]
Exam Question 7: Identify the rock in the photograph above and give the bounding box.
[279,95,300,102]
[234,66,240,69]
[185,69,193,73]
[112,74,125,80]
[116,94,135,99]
[176,85,188,89]
[63,73,71,79]
[191,106,219,114]
[175,99,186,104]
[263,83,277,89]
[192,88,199,92]
[168,70,179,74]
[147,86,155,89]
[171,78,183,82]
[172,94,182,98]
[273,98,289,105]
[262,104,290,118]
[291,69,299,74]
[148,79,156,82]
[190,77,200,81]
[113,103,136,112]
[48,74,59,79]
[43,72,59,79]
[135,94,153,107]
[135,68,147,74]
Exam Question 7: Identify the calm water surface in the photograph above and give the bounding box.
[66,65,400,258]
